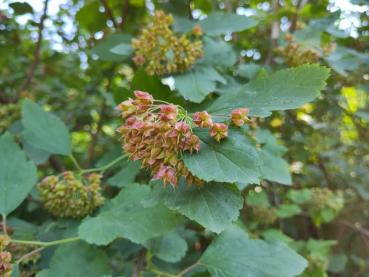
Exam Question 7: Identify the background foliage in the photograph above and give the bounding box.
[0,0,368,276]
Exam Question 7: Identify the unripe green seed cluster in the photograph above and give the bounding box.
[132,10,203,76]
[0,103,21,133]
[38,171,104,218]
[277,35,319,67]
[250,206,277,226]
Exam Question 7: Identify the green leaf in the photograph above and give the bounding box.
[22,100,71,155]
[199,12,257,36]
[110,43,133,58]
[199,225,307,277]
[146,231,188,263]
[144,182,243,233]
[117,69,185,106]
[75,1,108,33]
[245,190,270,208]
[91,33,132,62]
[275,204,302,218]
[255,129,287,155]
[287,189,312,204]
[78,183,182,245]
[21,138,50,165]
[209,64,330,117]
[183,129,261,184]
[36,242,111,277]
[306,239,337,261]
[9,2,34,15]
[328,254,347,273]
[259,149,292,185]
[107,161,141,187]
[254,129,291,185]
[0,133,37,215]
[237,63,263,79]
[174,65,226,103]
[262,229,294,244]
[200,37,237,67]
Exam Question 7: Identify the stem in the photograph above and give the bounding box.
[2,213,7,236]
[16,247,45,264]
[11,236,80,247]
[15,0,49,101]
[147,262,199,277]
[148,268,177,277]
[81,154,127,174]
[177,262,199,276]
[69,154,82,171]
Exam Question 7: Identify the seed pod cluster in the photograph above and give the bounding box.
[131,10,203,76]
[0,103,21,133]
[250,206,277,226]
[117,91,251,187]
[277,35,319,67]
[0,251,12,277]
[0,235,11,277]
[38,171,104,218]
[117,91,203,187]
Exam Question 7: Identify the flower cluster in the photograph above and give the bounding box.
[38,171,104,218]
[0,235,11,277]
[0,103,21,133]
[131,10,203,76]
[117,91,251,187]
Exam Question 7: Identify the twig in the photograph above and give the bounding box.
[69,154,83,171]
[120,0,129,29]
[339,219,369,237]
[86,102,106,167]
[264,0,280,65]
[1,214,7,236]
[15,0,49,100]
[49,156,66,172]
[177,262,199,276]
[16,247,45,264]
[81,154,127,174]
[100,0,119,29]
[289,0,308,33]
[133,249,147,277]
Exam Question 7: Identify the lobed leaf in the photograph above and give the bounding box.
[174,65,226,103]
[36,242,111,277]
[78,183,182,245]
[199,225,308,277]
[22,100,71,155]
[209,64,330,117]
[0,133,37,215]
[145,181,243,233]
[199,12,257,36]
[146,231,188,263]
[183,129,261,184]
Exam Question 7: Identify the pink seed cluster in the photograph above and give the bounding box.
[117,91,203,187]
[117,91,250,187]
